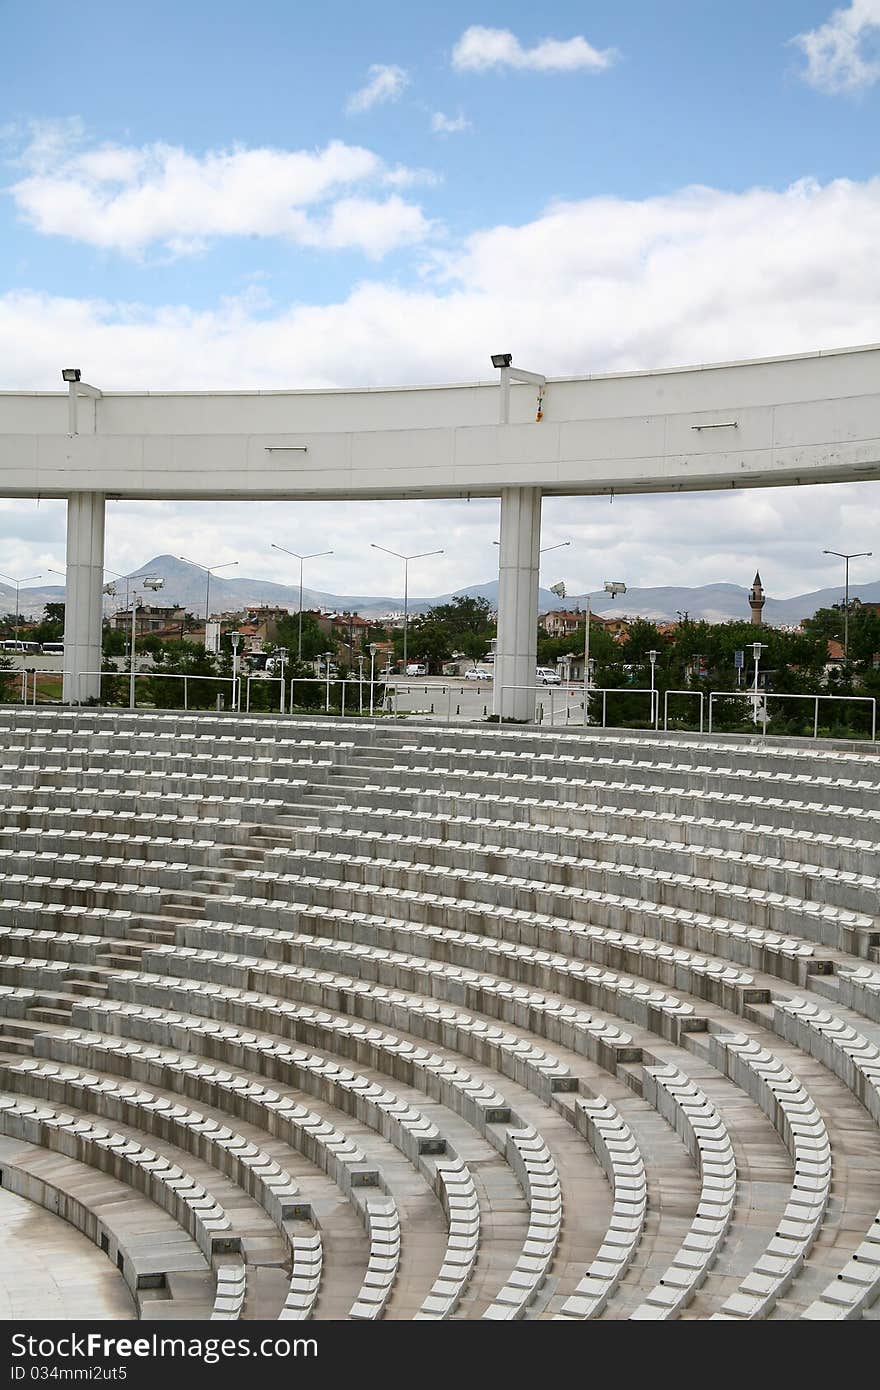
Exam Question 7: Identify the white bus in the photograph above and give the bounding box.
[1,639,41,654]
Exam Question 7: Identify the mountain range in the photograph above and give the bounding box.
[5,554,879,627]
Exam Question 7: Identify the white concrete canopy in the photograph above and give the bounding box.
[3,343,880,714]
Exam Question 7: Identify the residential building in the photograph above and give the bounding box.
[110,605,189,638]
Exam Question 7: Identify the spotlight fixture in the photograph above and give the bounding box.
[491,353,513,369]
[61,368,81,383]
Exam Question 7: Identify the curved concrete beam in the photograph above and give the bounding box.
[2,344,880,502]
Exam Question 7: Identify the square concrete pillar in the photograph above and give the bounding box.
[494,487,541,723]
[63,492,106,704]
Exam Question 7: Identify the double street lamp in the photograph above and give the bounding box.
[371,544,444,673]
[270,544,333,662]
[822,548,873,662]
[579,581,627,723]
[129,576,164,708]
[179,556,239,625]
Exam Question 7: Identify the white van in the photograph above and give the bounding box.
[406,663,427,676]
[535,667,562,685]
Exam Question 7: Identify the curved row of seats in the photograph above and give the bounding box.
[0,708,879,1320]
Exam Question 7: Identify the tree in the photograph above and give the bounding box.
[402,596,496,674]
[274,611,336,663]
[0,656,16,703]
[536,623,617,669]
[103,626,127,657]
[19,602,65,645]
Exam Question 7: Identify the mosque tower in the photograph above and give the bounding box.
[749,570,765,626]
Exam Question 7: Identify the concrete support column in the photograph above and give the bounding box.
[63,492,106,704]
[494,486,541,722]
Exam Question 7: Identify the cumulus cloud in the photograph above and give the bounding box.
[792,0,880,93]
[4,172,880,594]
[452,25,616,74]
[7,122,432,259]
[4,174,880,390]
[431,111,471,134]
[346,64,409,114]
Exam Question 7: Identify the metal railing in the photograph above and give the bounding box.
[663,688,705,733]
[496,683,660,727]
[5,667,877,743]
[707,689,877,740]
[72,669,238,711]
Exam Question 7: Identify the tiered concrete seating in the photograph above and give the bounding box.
[555,1097,646,1319]
[0,1093,235,1262]
[349,1196,400,1320]
[415,1157,480,1319]
[2,708,880,1320]
[705,1033,832,1319]
[482,1125,562,1320]
[629,1066,736,1319]
[210,1261,247,1320]
[280,1229,323,1320]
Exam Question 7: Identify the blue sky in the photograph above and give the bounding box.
[2,1,876,311]
[1,0,880,602]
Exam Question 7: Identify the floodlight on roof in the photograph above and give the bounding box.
[491,353,513,369]
[61,368,81,383]
[550,581,566,599]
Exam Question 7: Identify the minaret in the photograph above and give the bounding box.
[749,570,765,626]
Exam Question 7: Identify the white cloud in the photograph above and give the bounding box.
[5,174,880,390]
[793,0,880,93]
[311,194,429,257]
[431,111,471,135]
[346,64,410,114]
[452,25,615,74]
[7,123,432,259]
[4,172,880,595]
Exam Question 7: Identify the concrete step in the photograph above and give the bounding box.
[129,919,180,944]
[65,979,109,998]
[96,952,141,971]
[162,903,206,921]
[27,1006,73,1025]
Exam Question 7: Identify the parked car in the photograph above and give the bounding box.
[535,667,562,685]
[405,663,428,676]
[465,667,492,681]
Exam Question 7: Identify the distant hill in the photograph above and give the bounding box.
[6,553,880,627]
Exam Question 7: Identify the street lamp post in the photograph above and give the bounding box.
[179,556,239,626]
[368,642,377,717]
[579,581,627,725]
[751,640,767,727]
[357,654,365,714]
[129,576,164,709]
[102,568,131,613]
[370,544,444,673]
[230,632,241,711]
[323,651,334,713]
[822,548,873,662]
[0,572,41,644]
[270,544,334,662]
[647,649,659,728]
